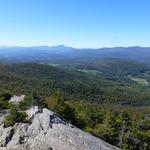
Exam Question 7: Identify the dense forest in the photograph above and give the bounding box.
[0,61,150,149]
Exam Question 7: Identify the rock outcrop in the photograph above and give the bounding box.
[9,95,25,105]
[0,106,119,150]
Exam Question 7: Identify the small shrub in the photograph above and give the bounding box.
[0,93,11,109]
[0,99,9,109]
[19,99,31,110]
[4,106,28,127]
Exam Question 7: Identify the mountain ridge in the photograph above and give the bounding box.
[0,45,150,64]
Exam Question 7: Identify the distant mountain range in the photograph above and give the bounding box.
[0,45,150,64]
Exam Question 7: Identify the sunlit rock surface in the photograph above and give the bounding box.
[0,106,119,150]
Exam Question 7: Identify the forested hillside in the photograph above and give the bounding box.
[0,62,150,149]
[0,62,150,106]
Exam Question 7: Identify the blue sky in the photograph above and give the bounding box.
[0,0,150,48]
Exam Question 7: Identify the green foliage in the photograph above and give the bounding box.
[31,91,47,108]
[4,105,28,127]
[0,63,150,149]
[0,63,150,106]
[67,101,150,150]
[0,93,11,109]
[46,90,77,124]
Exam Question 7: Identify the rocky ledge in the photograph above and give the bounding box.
[0,106,119,150]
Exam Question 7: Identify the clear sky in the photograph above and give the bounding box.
[0,0,150,48]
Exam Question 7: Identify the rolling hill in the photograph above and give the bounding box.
[0,46,150,64]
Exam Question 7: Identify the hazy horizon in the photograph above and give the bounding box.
[0,45,150,49]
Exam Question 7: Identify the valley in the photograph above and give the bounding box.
[1,0,150,149]
[0,46,150,149]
